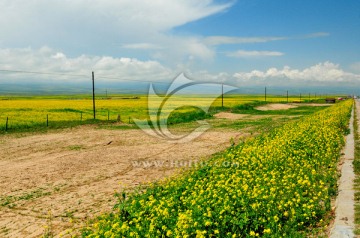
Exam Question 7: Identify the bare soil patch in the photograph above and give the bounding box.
[290,103,331,107]
[256,103,298,111]
[214,112,249,120]
[0,126,247,237]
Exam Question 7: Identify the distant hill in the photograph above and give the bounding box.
[0,81,357,96]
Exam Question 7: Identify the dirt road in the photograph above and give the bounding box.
[0,126,245,237]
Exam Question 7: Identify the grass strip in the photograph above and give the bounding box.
[353,101,360,235]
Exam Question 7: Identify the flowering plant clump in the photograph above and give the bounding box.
[83,100,352,237]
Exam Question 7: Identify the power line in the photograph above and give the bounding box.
[96,75,170,85]
[0,68,171,85]
[0,69,88,78]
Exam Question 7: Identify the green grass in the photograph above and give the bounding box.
[137,103,328,135]
[167,107,212,125]
[353,101,360,235]
[67,145,84,151]
[1,119,106,134]
[0,188,52,208]
[98,124,136,130]
[48,108,83,113]
[231,101,330,116]
[212,117,295,132]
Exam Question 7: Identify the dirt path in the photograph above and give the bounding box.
[256,103,298,111]
[330,101,356,237]
[0,126,246,237]
[255,103,331,111]
[214,112,249,120]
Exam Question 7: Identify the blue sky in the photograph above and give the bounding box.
[0,0,359,92]
[175,0,360,73]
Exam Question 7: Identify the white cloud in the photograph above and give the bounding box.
[174,61,360,88]
[204,36,287,45]
[0,1,333,71]
[122,43,163,50]
[300,32,330,39]
[350,62,360,73]
[187,70,231,83]
[226,50,284,58]
[1,48,360,91]
[0,0,232,34]
[0,47,172,82]
[0,0,232,63]
[233,61,360,85]
[203,32,329,46]
[149,36,215,63]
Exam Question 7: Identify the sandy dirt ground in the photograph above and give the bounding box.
[291,103,332,107]
[0,126,247,237]
[255,103,298,111]
[256,103,331,111]
[213,112,249,120]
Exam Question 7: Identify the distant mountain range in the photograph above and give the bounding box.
[0,81,356,96]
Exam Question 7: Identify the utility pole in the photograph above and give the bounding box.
[265,87,267,102]
[287,90,288,103]
[92,71,96,119]
[221,83,224,108]
[300,93,302,103]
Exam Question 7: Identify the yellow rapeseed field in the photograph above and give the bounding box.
[0,94,320,130]
[0,95,278,130]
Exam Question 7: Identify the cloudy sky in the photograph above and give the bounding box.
[0,0,360,93]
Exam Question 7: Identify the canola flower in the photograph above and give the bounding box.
[0,98,149,127]
[0,96,244,130]
[83,100,352,237]
[0,95,301,130]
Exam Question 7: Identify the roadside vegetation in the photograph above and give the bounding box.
[82,100,352,237]
[353,101,360,235]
